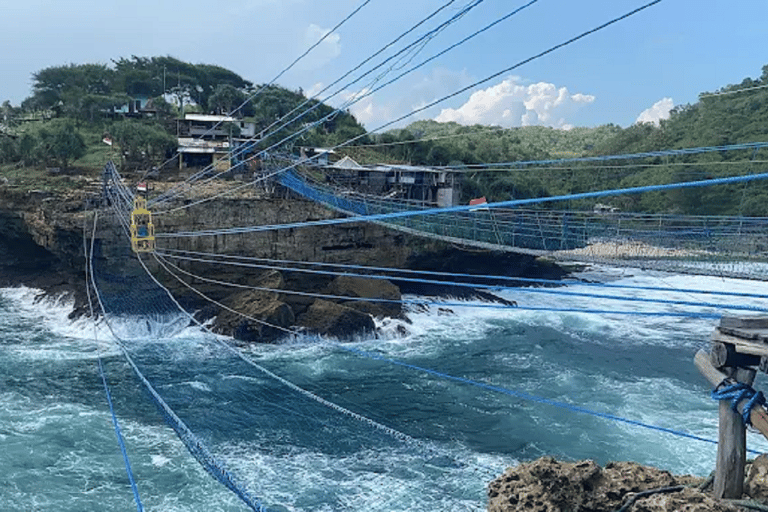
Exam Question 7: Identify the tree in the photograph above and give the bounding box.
[30,63,115,112]
[111,119,177,169]
[36,119,87,169]
[1,100,19,126]
[209,84,247,115]
[18,132,37,166]
[0,135,17,163]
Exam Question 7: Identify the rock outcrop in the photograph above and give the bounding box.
[297,299,376,338]
[208,273,399,341]
[325,275,403,319]
[488,457,737,512]
[213,289,296,342]
[746,454,768,501]
[0,174,569,341]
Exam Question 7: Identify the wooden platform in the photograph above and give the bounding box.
[711,317,768,367]
[697,316,768,499]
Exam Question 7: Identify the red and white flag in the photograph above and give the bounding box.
[469,196,488,211]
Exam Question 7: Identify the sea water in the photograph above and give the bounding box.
[2,266,768,511]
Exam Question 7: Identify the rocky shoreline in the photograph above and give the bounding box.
[6,179,768,511]
[488,456,768,511]
[0,181,567,341]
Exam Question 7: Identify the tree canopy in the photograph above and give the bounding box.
[25,56,253,116]
[2,56,767,216]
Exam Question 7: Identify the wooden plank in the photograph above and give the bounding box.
[720,316,768,330]
[718,327,768,341]
[712,332,768,359]
[719,327,762,340]
[711,342,761,369]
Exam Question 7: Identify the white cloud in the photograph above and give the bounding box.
[435,77,595,129]
[305,82,326,99]
[332,67,474,129]
[336,87,390,127]
[297,24,342,70]
[636,97,674,125]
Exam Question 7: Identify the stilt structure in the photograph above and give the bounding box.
[695,316,768,499]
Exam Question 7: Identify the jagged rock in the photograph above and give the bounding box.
[630,486,737,512]
[325,275,402,318]
[0,183,570,337]
[487,457,731,512]
[297,299,376,339]
[213,289,295,343]
[746,454,768,500]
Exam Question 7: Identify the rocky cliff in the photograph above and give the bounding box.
[0,176,567,340]
[486,456,768,511]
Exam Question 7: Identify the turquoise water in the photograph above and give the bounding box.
[2,266,768,511]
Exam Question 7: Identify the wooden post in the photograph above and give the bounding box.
[714,366,755,499]
[694,350,768,499]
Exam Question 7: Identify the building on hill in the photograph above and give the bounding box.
[176,114,258,171]
[299,147,336,166]
[313,154,462,207]
[114,95,155,117]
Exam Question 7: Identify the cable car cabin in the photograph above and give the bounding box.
[130,197,156,253]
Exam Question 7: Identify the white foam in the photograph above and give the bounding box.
[216,440,501,512]
[151,454,172,467]
[0,286,122,360]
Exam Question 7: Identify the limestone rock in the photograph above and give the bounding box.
[631,486,736,512]
[213,289,295,343]
[746,454,768,500]
[297,299,376,339]
[487,457,731,512]
[325,275,402,318]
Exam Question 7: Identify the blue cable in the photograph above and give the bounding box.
[155,251,766,316]
[338,345,762,455]
[712,382,767,427]
[151,0,489,206]
[159,248,768,301]
[86,205,144,512]
[154,0,662,212]
[98,358,145,512]
[236,0,465,152]
[442,141,768,170]
[161,170,768,236]
[155,251,727,320]
[236,0,534,167]
[165,0,525,201]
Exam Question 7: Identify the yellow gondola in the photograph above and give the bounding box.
[130,196,155,253]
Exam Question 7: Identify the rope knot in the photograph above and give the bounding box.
[711,380,766,426]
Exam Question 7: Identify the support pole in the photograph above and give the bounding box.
[694,350,766,499]
[714,366,755,499]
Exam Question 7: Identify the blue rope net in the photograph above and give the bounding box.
[93,160,768,509]
[89,163,493,511]
[272,166,768,279]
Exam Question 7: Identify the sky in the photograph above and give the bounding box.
[1,0,766,131]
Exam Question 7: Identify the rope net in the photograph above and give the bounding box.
[90,162,494,511]
[271,163,768,279]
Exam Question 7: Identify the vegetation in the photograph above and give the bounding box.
[0,56,366,176]
[339,65,768,215]
[1,55,767,215]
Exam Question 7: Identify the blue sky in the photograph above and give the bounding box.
[1,0,766,130]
